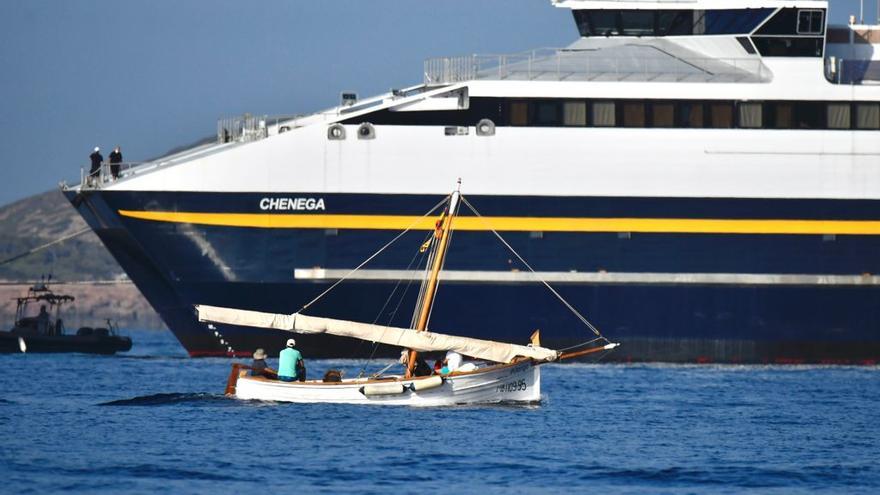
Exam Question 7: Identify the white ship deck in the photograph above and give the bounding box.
[425,41,771,85]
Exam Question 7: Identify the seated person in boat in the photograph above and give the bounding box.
[439,350,463,374]
[278,339,306,382]
[250,348,274,378]
[438,351,478,374]
[399,350,432,377]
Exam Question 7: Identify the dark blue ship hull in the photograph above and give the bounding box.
[64,189,880,363]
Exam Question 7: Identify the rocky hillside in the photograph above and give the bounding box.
[0,190,165,330]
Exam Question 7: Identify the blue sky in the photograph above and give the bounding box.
[0,0,872,206]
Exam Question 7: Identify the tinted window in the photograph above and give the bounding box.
[793,102,824,129]
[651,103,675,127]
[621,11,654,36]
[772,103,793,128]
[657,11,692,35]
[590,11,619,36]
[797,10,824,35]
[752,37,824,57]
[622,102,646,127]
[756,8,825,36]
[705,9,773,35]
[709,103,734,128]
[510,101,528,126]
[678,102,704,128]
[534,101,560,126]
[573,9,772,37]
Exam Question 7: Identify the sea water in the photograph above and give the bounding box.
[1,330,878,494]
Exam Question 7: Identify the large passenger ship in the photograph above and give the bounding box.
[65,0,880,363]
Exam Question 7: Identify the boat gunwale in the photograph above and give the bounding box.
[232,358,538,388]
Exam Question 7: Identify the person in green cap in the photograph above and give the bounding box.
[278,338,305,382]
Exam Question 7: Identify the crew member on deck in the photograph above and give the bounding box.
[278,339,305,382]
[89,147,103,184]
[36,305,50,335]
[400,350,432,377]
[108,146,123,179]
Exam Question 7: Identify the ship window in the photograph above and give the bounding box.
[705,9,773,35]
[592,102,616,127]
[590,11,619,36]
[797,10,824,35]
[678,102,704,128]
[856,103,880,129]
[708,103,734,128]
[827,103,851,129]
[771,103,793,129]
[793,102,824,129]
[651,103,675,127]
[657,11,693,36]
[510,101,529,126]
[534,101,561,126]
[622,102,646,127]
[563,101,587,126]
[621,11,654,36]
[752,37,824,57]
[738,102,763,128]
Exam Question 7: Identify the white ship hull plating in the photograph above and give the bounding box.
[232,361,541,406]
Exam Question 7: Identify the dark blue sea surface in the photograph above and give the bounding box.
[1,330,878,494]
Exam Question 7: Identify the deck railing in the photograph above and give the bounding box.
[217,113,270,143]
[424,49,770,84]
[79,162,148,189]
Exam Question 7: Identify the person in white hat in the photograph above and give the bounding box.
[249,348,272,378]
[277,338,305,382]
[89,146,103,183]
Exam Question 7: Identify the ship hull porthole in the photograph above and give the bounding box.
[357,123,376,140]
[476,119,495,136]
[327,124,346,140]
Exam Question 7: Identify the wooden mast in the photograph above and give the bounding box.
[406,181,460,378]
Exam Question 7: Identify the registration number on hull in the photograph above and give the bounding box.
[496,379,528,393]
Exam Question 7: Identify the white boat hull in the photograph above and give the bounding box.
[231,361,541,406]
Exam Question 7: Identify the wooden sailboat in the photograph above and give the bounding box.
[198,183,618,405]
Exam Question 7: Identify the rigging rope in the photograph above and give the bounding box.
[356,232,432,377]
[296,197,448,314]
[460,196,606,340]
[0,228,91,267]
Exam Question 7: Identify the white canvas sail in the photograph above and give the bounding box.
[196,304,559,364]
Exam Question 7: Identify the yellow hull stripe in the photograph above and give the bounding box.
[117,210,880,235]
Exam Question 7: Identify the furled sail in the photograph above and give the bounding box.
[196,304,559,364]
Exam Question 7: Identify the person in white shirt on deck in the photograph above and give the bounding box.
[442,350,463,373]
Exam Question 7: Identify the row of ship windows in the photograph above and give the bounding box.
[507,100,880,130]
[571,8,810,38]
[345,98,880,130]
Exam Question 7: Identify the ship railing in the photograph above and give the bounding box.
[217,113,270,143]
[79,161,151,190]
[216,113,309,143]
[826,57,880,84]
[424,48,770,84]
